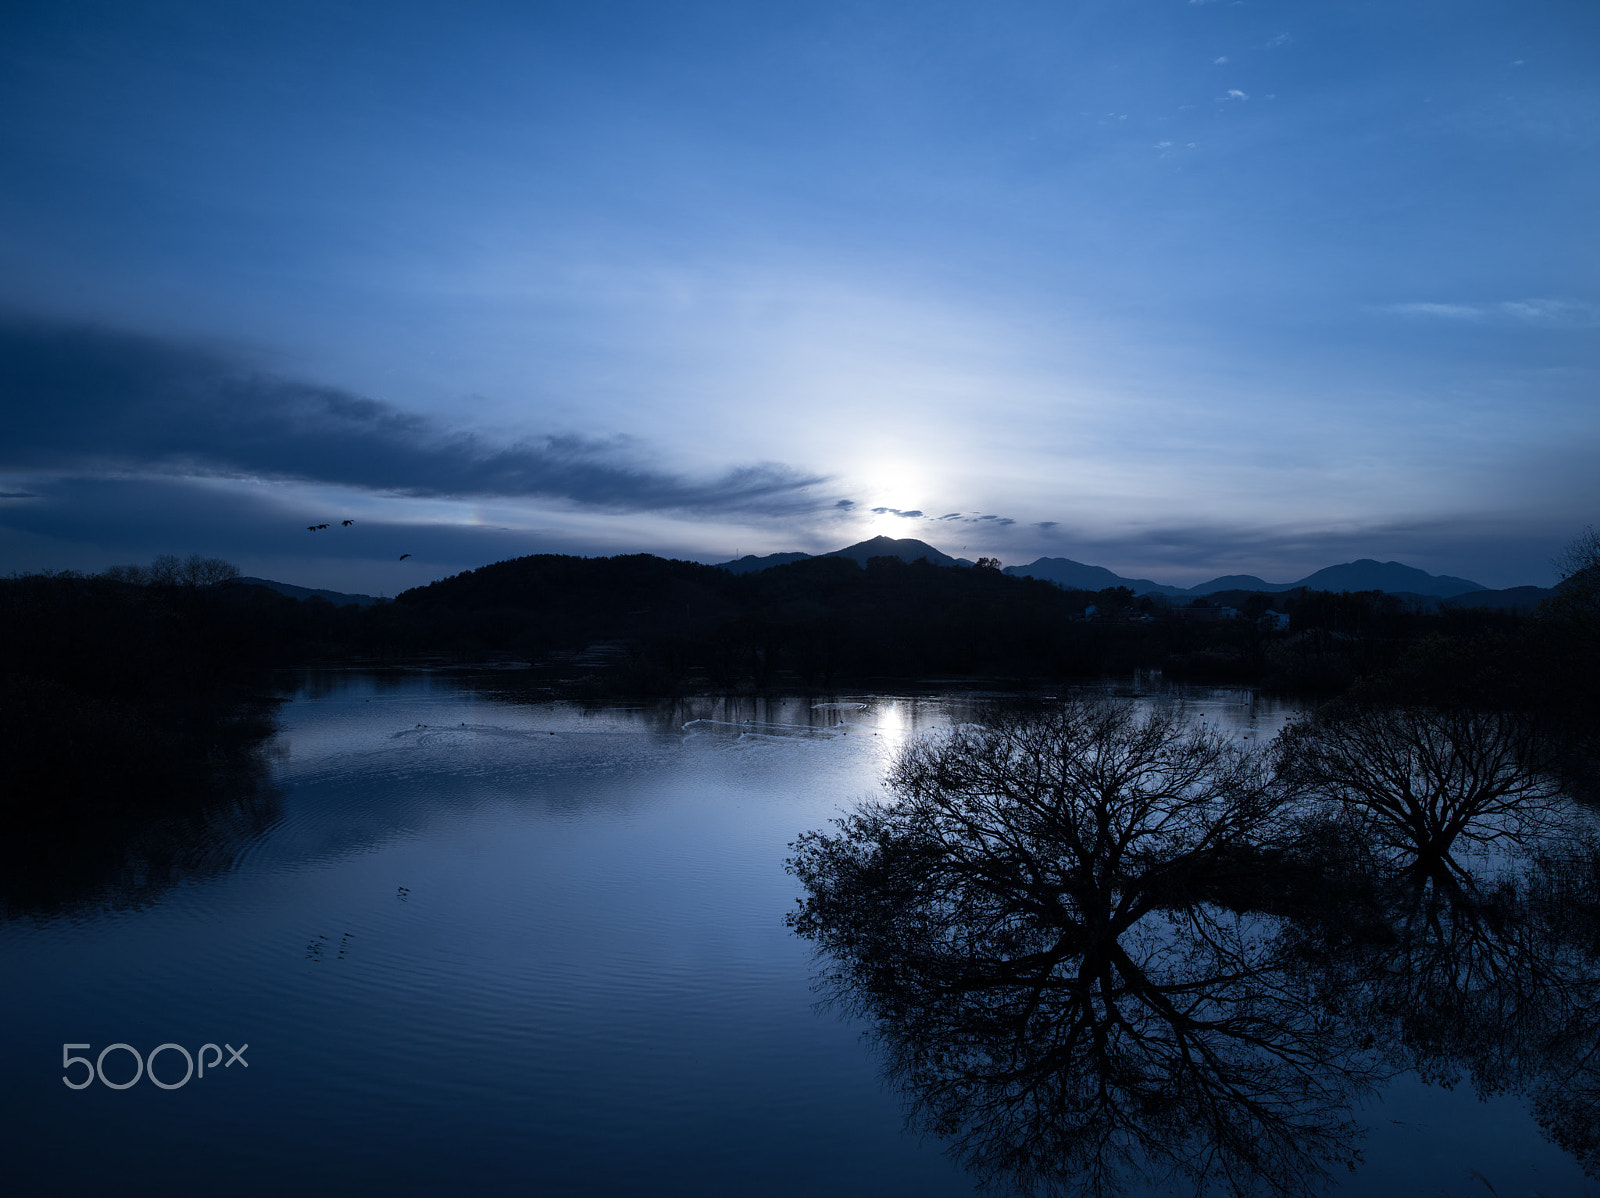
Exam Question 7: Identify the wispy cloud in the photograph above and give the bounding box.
[1380,298,1600,326]
[1224,89,1248,101]
[1212,56,1229,65]
[0,473,594,578]
[913,510,1022,528]
[1386,302,1486,320]
[1265,33,1293,49]
[0,316,831,517]
[1498,298,1600,325]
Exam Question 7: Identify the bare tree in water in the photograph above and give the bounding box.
[788,700,1380,1198]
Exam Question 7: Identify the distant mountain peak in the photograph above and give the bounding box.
[719,550,813,575]
[826,537,972,568]
[1002,557,1183,595]
[720,536,974,574]
[1292,560,1485,598]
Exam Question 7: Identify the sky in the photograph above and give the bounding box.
[0,0,1595,594]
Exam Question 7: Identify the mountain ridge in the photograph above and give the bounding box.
[231,576,384,606]
[1006,555,1488,599]
[719,542,1499,598]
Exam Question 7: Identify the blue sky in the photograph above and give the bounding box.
[1,0,1594,592]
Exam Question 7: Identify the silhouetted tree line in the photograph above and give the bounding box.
[21,547,1575,712]
[6,542,1595,721]
[787,698,1600,1197]
[382,550,1550,691]
[102,551,242,587]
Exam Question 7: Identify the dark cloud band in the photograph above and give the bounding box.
[0,316,826,515]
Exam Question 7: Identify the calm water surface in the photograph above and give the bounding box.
[1,672,1591,1196]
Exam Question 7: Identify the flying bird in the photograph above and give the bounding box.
[399,554,411,560]
[306,525,318,532]
[314,523,329,530]
[342,519,354,527]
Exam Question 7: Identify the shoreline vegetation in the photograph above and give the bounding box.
[0,562,283,913]
[2,538,1596,911]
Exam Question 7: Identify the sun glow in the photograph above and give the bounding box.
[858,461,930,539]
[866,508,913,537]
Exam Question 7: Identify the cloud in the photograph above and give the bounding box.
[0,491,39,499]
[1212,56,1229,65]
[870,506,924,518]
[0,316,828,517]
[833,499,856,509]
[1380,299,1600,326]
[1034,521,1059,530]
[1498,299,1600,325]
[1385,302,1486,320]
[915,510,1035,529]
[1265,33,1293,49]
[0,473,591,578]
[1225,89,1248,101]
[918,510,1030,529]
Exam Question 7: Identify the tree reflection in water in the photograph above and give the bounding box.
[789,699,1600,1196]
[1528,843,1600,1175]
[787,701,1381,1198]
[1268,833,1600,1189]
[0,730,281,918]
[1278,700,1600,1174]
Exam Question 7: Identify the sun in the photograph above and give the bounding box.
[858,461,928,539]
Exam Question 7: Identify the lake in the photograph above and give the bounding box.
[1,670,1593,1196]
